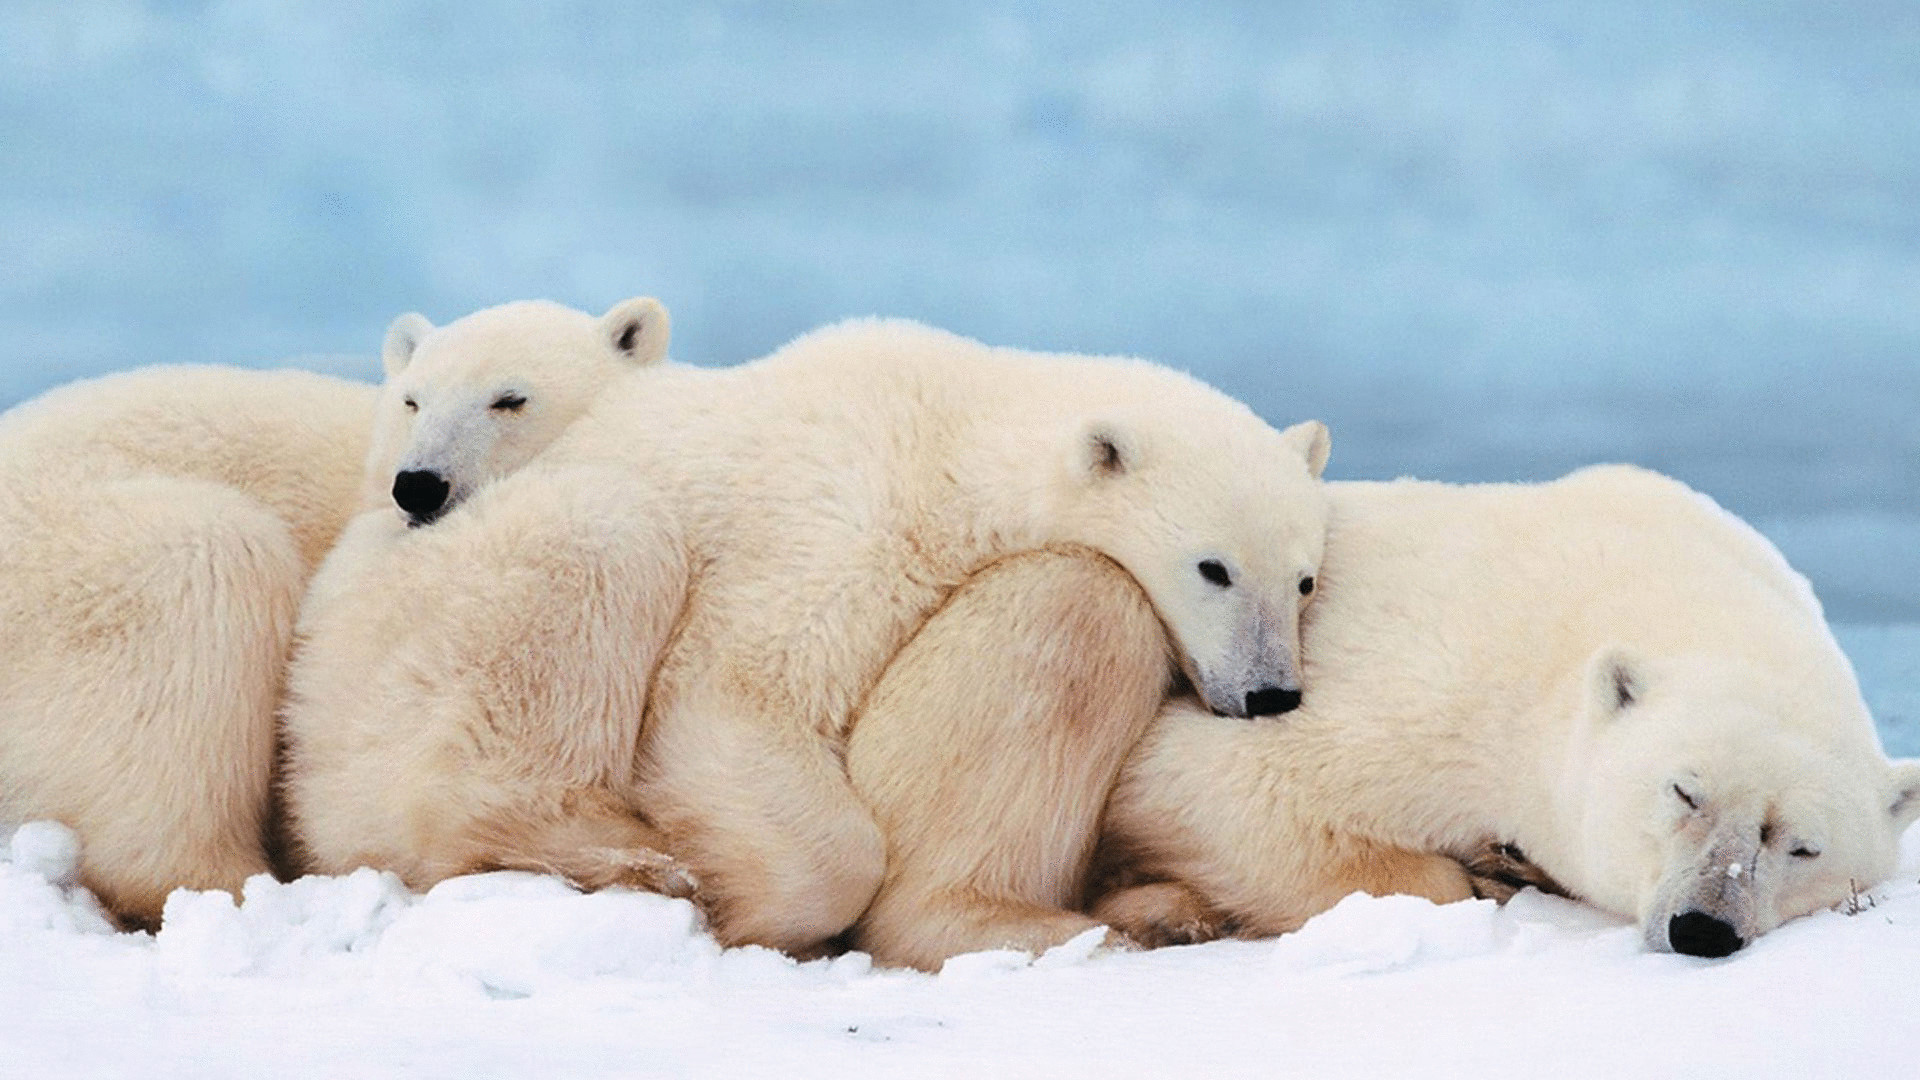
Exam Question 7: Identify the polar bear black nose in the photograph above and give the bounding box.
[1244,686,1302,717]
[1668,911,1744,958]
[392,469,451,524]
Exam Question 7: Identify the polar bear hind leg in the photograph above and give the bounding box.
[845,547,1171,970]
[0,476,299,927]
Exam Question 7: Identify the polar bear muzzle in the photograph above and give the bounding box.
[392,468,451,526]
[1244,686,1302,716]
[1666,910,1744,958]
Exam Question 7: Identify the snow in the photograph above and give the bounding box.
[4,820,1919,1079]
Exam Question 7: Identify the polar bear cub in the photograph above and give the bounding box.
[282,295,682,880]
[299,295,671,636]
[1094,466,1920,957]
[281,316,1334,957]
[0,295,668,930]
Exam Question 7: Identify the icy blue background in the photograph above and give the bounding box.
[1,3,1914,748]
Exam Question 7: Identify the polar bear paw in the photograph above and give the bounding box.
[1091,881,1233,949]
[573,846,702,902]
[1459,841,1568,903]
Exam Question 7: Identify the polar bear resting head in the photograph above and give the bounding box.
[367,296,669,526]
[1046,401,1330,717]
[1569,646,1920,956]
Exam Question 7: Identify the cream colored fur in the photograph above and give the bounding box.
[1093,466,1920,955]
[0,365,376,926]
[365,296,669,523]
[846,546,1172,970]
[281,317,1333,955]
[283,296,677,879]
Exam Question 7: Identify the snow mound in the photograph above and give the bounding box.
[0,820,115,938]
[10,818,82,884]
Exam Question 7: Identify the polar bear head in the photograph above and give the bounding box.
[366,296,670,526]
[1049,398,1330,720]
[1561,648,1920,958]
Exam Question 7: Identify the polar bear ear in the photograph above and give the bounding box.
[1890,761,1920,832]
[1081,421,1138,479]
[601,296,671,366]
[1587,646,1644,719]
[382,313,434,378]
[1279,419,1331,479]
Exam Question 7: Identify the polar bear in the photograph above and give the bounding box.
[365,297,669,525]
[285,293,674,853]
[0,365,377,927]
[1060,466,1920,958]
[280,316,1334,957]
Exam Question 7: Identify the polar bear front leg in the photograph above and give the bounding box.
[281,466,693,898]
[844,548,1173,971]
[1096,701,1479,942]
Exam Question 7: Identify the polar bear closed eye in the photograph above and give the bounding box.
[1567,650,1920,957]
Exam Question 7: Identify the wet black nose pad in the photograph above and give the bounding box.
[1667,910,1744,958]
[392,470,451,520]
[1244,686,1302,717]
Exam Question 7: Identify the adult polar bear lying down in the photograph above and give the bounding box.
[282,315,1334,959]
[851,464,1920,964]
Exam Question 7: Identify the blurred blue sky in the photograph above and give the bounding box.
[3,1,1917,619]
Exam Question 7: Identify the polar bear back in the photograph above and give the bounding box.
[1299,464,1866,753]
[0,364,377,569]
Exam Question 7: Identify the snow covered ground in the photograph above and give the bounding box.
[3,614,1917,1080]
[4,817,1918,1079]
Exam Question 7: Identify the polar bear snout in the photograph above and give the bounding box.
[1244,686,1302,716]
[1192,605,1306,719]
[1196,671,1302,719]
[392,468,452,526]
[1666,910,1745,958]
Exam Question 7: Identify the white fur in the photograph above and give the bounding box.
[0,365,377,925]
[1101,465,1920,956]
[281,317,1332,954]
[284,296,679,872]
[367,296,669,524]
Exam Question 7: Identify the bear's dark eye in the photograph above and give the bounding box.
[492,393,527,412]
[1299,575,1315,596]
[1671,783,1699,810]
[1197,560,1232,588]
[403,397,418,413]
[1789,845,1820,859]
